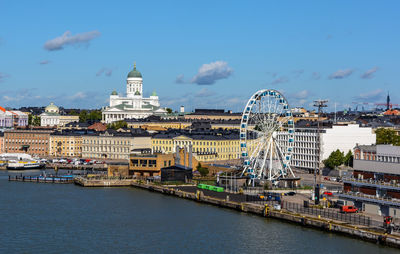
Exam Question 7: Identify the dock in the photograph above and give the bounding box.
[8,175,74,184]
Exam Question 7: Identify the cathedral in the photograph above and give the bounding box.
[102,63,167,123]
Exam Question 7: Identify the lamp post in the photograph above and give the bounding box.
[313,99,328,204]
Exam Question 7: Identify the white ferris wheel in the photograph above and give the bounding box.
[240,89,296,182]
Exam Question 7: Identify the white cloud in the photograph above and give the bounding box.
[96,68,112,77]
[175,74,185,84]
[69,91,87,100]
[190,61,233,85]
[44,30,101,51]
[328,69,354,79]
[354,89,384,101]
[293,90,310,99]
[360,67,379,79]
[195,88,216,98]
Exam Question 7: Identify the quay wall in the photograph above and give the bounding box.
[73,178,400,248]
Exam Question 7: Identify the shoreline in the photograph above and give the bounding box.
[73,177,400,248]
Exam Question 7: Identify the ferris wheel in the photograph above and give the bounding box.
[240,89,295,182]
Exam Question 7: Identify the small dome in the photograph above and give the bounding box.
[45,102,59,113]
[151,91,157,96]
[127,62,142,78]
[134,91,141,95]
[111,90,118,95]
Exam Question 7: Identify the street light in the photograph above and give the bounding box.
[313,99,328,204]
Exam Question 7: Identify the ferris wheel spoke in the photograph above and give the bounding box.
[240,89,296,181]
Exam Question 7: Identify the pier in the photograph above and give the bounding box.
[9,175,74,184]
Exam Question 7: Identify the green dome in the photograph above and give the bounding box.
[134,91,141,95]
[111,90,118,95]
[127,62,142,78]
[151,91,157,96]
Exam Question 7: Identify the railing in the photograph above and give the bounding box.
[343,177,400,188]
[281,201,382,227]
[340,191,400,204]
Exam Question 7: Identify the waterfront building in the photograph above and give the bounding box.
[82,128,151,160]
[3,128,53,157]
[129,147,198,177]
[102,63,167,123]
[151,126,253,163]
[0,107,28,128]
[276,123,376,172]
[49,130,85,157]
[339,144,400,218]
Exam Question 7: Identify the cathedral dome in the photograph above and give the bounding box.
[45,102,59,113]
[127,63,142,78]
[111,90,118,95]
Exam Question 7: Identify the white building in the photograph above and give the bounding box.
[40,102,60,126]
[277,124,376,172]
[102,63,167,124]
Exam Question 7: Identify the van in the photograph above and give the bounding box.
[340,205,358,213]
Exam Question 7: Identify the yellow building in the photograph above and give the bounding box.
[49,131,82,157]
[151,129,256,163]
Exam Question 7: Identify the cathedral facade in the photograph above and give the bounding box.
[102,63,166,124]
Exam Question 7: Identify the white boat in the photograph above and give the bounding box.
[0,153,45,170]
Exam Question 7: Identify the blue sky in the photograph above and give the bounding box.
[0,0,399,112]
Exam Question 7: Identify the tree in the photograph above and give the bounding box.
[196,162,209,177]
[166,108,173,114]
[79,110,88,122]
[323,149,344,169]
[343,150,353,167]
[375,128,400,146]
[29,115,41,126]
[88,110,102,121]
[68,109,79,116]
[107,120,128,130]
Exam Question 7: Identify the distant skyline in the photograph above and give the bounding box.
[0,1,399,112]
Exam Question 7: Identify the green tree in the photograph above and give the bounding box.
[107,120,128,130]
[375,128,400,146]
[166,108,173,114]
[323,149,344,169]
[29,115,41,126]
[79,110,88,122]
[343,150,353,167]
[68,109,79,116]
[196,162,209,177]
[88,110,102,121]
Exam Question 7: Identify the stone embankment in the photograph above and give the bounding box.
[75,178,400,248]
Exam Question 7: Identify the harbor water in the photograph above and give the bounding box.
[0,170,398,253]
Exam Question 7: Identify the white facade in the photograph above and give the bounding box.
[277,124,376,171]
[40,102,60,127]
[102,64,167,124]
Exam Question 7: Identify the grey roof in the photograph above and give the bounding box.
[355,144,376,153]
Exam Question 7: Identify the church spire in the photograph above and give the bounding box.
[134,61,136,70]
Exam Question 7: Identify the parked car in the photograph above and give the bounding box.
[324,177,330,181]
[340,205,358,213]
[285,191,296,196]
